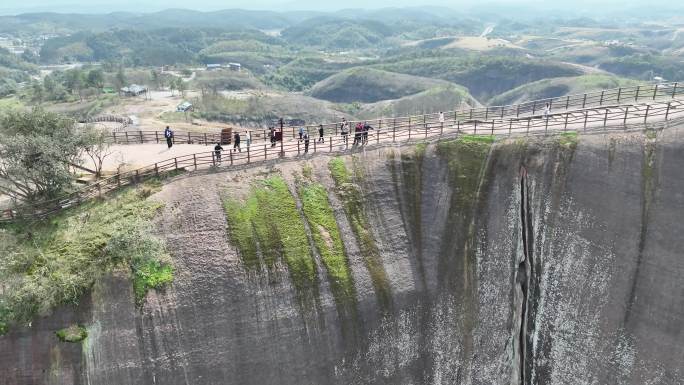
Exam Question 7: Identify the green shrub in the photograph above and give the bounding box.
[0,184,172,333]
[55,324,87,342]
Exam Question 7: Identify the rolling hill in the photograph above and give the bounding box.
[308,67,452,103]
[356,84,478,119]
[487,74,640,106]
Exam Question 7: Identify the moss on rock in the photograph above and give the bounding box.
[299,182,356,307]
[223,176,317,297]
[55,325,88,343]
[328,157,392,310]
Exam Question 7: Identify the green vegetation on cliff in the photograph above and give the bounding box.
[223,176,317,295]
[328,157,392,309]
[298,182,355,305]
[56,324,88,343]
[0,184,172,335]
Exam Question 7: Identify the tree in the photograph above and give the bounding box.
[150,69,160,90]
[64,69,86,100]
[176,78,187,97]
[82,126,113,178]
[0,109,95,203]
[30,81,44,104]
[114,68,127,91]
[87,69,105,89]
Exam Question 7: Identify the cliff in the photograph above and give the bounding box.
[2,125,683,384]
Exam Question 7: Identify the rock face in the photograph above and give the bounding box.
[2,126,684,384]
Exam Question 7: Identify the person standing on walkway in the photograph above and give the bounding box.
[543,103,550,120]
[214,142,223,163]
[354,122,363,146]
[341,118,349,144]
[234,131,241,152]
[439,111,445,128]
[318,124,324,143]
[246,131,252,148]
[362,122,372,145]
[164,126,174,149]
[299,126,304,141]
[304,133,310,153]
[270,127,277,147]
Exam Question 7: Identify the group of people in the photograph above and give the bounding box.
[340,118,373,146]
[164,115,390,165]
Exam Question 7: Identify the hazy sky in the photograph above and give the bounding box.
[0,0,676,15]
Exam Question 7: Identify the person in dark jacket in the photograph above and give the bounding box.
[214,142,223,162]
[233,132,241,152]
[318,124,324,143]
[362,122,373,145]
[164,126,174,149]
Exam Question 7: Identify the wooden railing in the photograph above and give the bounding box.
[2,97,683,223]
[105,82,684,145]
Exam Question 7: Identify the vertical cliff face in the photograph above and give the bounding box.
[2,126,684,384]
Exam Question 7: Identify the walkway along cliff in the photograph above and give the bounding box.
[1,89,684,384]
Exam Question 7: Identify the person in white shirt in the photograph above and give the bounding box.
[543,103,550,120]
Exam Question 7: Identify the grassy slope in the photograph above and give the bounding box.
[487,74,640,106]
[357,84,477,119]
[309,67,451,103]
[0,183,173,335]
[374,56,583,102]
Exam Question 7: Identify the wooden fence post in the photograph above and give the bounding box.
[491,121,495,136]
[393,119,396,143]
[313,138,316,154]
[617,87,622,103]
[193,154,197,170]
[653,84,658,100]
[297,140,300,155]
[265,144,268,160]
[565,96,570,110]
[212,152,216,166]
[564,113,569,131]
[516,104,520,117]
[247,145,251,162]
[532,101,537,115]
[644,104,651,124]
[599,90,605,105]
[174,157,178,170]
[584,111,589,129]
[603,109,609,127]
[485,107,489,120]
[526,118,531,136]
[582,94,587,109]
[509,120,512,135]
[665,102,671,120]
[635,86,640,101]
[623,106,629,126]
[113,132,117,144]
[139,131,143,143]
[155,163,159,176]
[474,121,478,134]
[125,132,129,143]
[230,149,233,165]
[672,83,678,98]
[545,116,549,134]
[204,133,207,144]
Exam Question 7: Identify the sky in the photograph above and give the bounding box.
[0,0,677,15]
